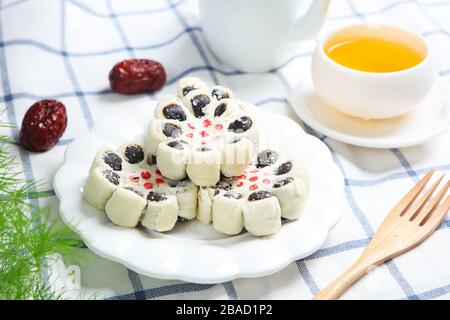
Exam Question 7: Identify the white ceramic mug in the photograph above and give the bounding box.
[311,23,436,119]
[199,0,331,73]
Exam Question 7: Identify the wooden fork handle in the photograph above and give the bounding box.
[313,261,370,300]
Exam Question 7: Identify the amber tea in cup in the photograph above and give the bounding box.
[325,35,425,73]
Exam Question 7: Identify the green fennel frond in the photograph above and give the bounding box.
[0,117,83,300]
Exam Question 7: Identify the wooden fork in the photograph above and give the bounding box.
[314,170,450,300]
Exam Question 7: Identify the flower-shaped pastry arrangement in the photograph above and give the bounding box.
[198,149,308,236]
[84,143,198,232]
[83,77,310,237]
[147,77,258,186]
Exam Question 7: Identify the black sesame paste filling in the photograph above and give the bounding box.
[163,104,187,121]
[124,187,143,197]
[182,85,196,96]
[228,116,252,133]
[275,161,292,175]
[162,123,182,138]
[102,169,120,185]
[212,88,229,101]
[103,152,122,171]
[147,191,167,202]
[248,191,273,201]
[168,178,189,188]
[214,103,227,117]
[167,140,187,150]
[227,137,241,144]
[212,182,232,191]
[273,177,294,189]
[191,94,211,118]
[124,145,145,164]
[148,155,157,165]
[197,147,211,152]
[256,150,279,168]
[224,191,243,199]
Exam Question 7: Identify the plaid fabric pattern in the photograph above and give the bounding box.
[0,0,449,300]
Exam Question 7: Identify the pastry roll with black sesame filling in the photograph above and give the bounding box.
[146,119,184,155]
[117,143,148,167]
[141,192,178,232]
[197,182,231,224]
[212,190,244,235]
[212,99,243,121]
[154,95,191,122]
[272,177,307,220]
[255,149,280,169]
[159,179,198,220]
[243,191,281,236]
[220,138,253,178]
[105,187,146,227]
[197,187,216,224]
[177,77,209,98]
[227,114,259,147]
[89,147,124,174]
[84,168,121,210]
[186,146,221,187]
[272,158,310,192]
[156,140,190,180]
[183,88,214,118]
[210,85,234,101]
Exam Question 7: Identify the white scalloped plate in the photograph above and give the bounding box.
[54,103,344,284]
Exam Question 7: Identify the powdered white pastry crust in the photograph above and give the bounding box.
[147,77,258,186]
[83,78,310,237]
[196,148,309,236]
[83,143,198,231]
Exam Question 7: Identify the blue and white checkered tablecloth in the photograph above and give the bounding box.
[1,0,449,300]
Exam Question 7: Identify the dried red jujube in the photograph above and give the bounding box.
[109,59,166,94]
[19,99,67,152]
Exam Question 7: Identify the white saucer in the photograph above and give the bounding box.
[288,75,450,148]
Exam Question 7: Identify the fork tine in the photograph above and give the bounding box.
[405,174,444,221]
[392,170,434,217]
[420,195,450,227]
[415,180,450,225]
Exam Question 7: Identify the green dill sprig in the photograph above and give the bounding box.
[0,118,83,300]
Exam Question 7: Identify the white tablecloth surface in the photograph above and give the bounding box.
[0,0,449,299]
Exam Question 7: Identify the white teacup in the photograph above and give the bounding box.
[311,23,436,119]
[199,0,331,73]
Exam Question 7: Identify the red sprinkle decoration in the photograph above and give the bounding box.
[144,182,153,190]
[201,141,207,145]
[236,181,244,187]
[186,133,194,138]
[214,124,223,131]
[156,169,161,175]
[141,171,151,179]
[203,119,212,127]
[249,176,258,182]
[237,174,246,179]
[249,184,258,191]
[188,123,195,130]
[262,178,271,184]
[155,178,165,184]
[200,130,209,138]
